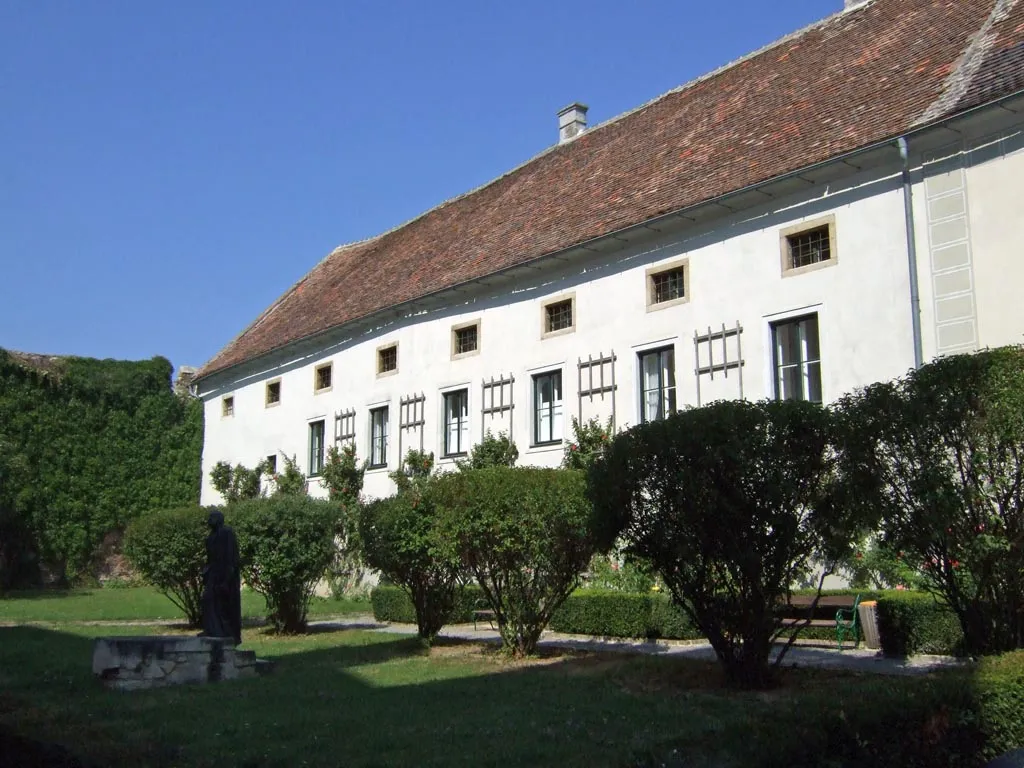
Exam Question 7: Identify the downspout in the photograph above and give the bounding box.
[898,136,924,369]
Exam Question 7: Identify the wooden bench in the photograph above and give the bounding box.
[778,594,861,650]
[472,599,496,631]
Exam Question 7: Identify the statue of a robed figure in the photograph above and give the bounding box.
[200,510,242,645]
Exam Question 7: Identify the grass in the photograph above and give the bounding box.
[0,586,368,623]
[0,621,958,768]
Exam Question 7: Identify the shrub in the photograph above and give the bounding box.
[122,506,212,626]
[834,346,1024,654]
[370,584,484,624]
[562,416,613,471]
[435,466,596,657]
[358,480,462,643]
[388,449,434,494]
[0,351,202,583]
[877,591,964,657]
[210,460,265,504]
[548,590,702,640]
[585,552,656,593]
[590,398,861,689]
[456,430,518,470]
[271,454,307,496]
[230,496,339,633]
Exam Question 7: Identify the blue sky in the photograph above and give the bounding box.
[0,1,839,372]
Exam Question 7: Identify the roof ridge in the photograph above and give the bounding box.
[332,0,868,253]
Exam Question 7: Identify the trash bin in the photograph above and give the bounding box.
[858,600,880,649]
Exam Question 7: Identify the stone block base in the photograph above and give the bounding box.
[92,636,273,691]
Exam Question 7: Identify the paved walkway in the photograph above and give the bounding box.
[310,615,967,676]
[2,612,966,676]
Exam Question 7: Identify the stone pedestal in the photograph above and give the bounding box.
[858,601,881,650]
[92,636,272,691]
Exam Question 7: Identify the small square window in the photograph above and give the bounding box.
[222,396,234,417]
[781,217,837,276]
[266,380,281,406]
[542,297,575,337]
[647,260,689,310]
[378,344,398,375]
[452,323,479,357]
[315,363,333,392]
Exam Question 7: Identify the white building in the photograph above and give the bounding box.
[195,0,1024,505]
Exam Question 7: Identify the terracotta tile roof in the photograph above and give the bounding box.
[198,0,1024,381]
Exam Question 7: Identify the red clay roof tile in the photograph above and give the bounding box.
[198,0,1024,381]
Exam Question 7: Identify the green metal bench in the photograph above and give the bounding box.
[472,599,495,631]
[779,593,862,650]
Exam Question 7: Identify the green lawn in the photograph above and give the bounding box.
[0,622,962,768]
[0,586,368,623]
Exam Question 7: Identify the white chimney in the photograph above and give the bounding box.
[558,103,588,144]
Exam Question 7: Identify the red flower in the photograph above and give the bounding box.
[570,445,578,452]
[855,552,863,560]
[951,559,961,569]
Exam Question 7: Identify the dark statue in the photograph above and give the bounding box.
[200,509,242,645]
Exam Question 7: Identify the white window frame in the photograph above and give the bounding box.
[441,388,470,457]
[368,405,390,468]
[532,368,564,446]
[770,313,823,403]
[308,419,326,478]
[637,345,677,424]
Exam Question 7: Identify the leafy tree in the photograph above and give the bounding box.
[358,479,462,643]
[210,460,265,504]
[123,506,212,626]
[562,416,613,471]
[590,399,851,689]
[840,535,924,591]
[435,467,595,657]
[271,454,308,497]
[320,443,365,507]
[833,346,1024,654]
[321,443,368,597]
[456,430,518,470]
[230,496,339,633]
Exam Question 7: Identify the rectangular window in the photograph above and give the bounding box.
[222,396,234,417]
[265,380,281,407]
[315,363,333,392]
[772,315,822,403]
[781,217,837,276]
[443,389,469,457]
[265,454,277,474]
[308,420,325,477]
[544,299,574,334]
[369,406,389,468]
[639,347,677,423]
[533,370,563,444]
[377,344,398,375]
[452,323,479,357]
[652,268,685,304]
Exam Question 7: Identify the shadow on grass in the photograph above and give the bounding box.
[0,623,997,768]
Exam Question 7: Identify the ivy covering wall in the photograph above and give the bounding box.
[0,349,203,586]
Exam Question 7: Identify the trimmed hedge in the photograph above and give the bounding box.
[371,585,484,625]
[548,589,702,640]
[876,591,963,657]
